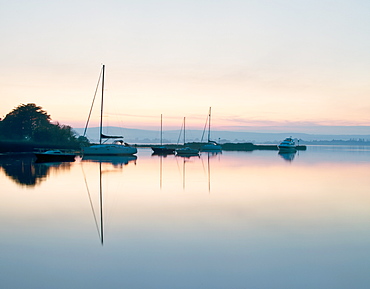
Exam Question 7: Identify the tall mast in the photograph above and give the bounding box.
[184,117,186,145]
[160,114,163,145]
[208,107,211,142]
[99,65,105,145]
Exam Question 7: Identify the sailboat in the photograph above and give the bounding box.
[201,107,222,152]
[82,65,137,156]
[151,114,175,155]
[175,117,199,156]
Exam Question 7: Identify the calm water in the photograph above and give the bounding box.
[1,146,370,289]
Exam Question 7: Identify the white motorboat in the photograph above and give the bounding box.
[82,65,137,156]
[278,137,297,151]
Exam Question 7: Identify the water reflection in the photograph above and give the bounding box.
[278,151,297,162]
[83,162,105,245]
[82,155,137,167]
[0,155,73,186]
[151,151,221,191]
[3,147,370,289]
[175,154,201,159]
[203,151,221,192]
[151,153,168,189]
[81,157,138,245]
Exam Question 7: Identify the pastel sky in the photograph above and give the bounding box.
[1,0,370,133]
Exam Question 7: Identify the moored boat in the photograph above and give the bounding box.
[151,114,175,155]
[278,137,297,151]
[175,117,200,157]
[175,147,200,156]
[82,65,137,156]
[152,146,175,155]
[83,140,137,156]
[200,107,222,152]
[34,150,76,162]
[201,140,222,152]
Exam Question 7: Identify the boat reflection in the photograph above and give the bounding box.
[82,155,137,167]
[0,154,73,186]
[151,152,174,157]
[82,155,136,245]
[176,155,201,189]
[278,151,297,162]
[175,153,201,159]
[202,152,221,193]
[82,162,105,245]
[151,153,175,189]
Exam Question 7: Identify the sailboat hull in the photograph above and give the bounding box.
[151,146,175,154]
[175,147,199,156]
[83,144,137,156]
[201,142,222,152]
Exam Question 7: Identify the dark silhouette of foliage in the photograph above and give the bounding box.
[1,103,50,140]
[0,103,87,149]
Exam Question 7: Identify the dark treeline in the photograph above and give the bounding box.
[300,139,370,145]
[0,103,88,152]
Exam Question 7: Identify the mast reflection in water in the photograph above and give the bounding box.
[82,155,137,245]
[2,147,370,289]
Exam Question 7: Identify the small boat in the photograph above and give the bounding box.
[201,140,222,152]
[278,137,297,151]
[175,146,200,156]
[201,107,222,152]
[151,114,175,155]
[82,65,137,156]
[152,146,175,155]
[175,117,199,157]
[34,150,76,162]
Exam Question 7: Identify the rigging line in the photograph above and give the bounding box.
[200,153,207,176]
[101,168,119,235]
[175,155,182,179]
[83,66,103,137]
[81,164,101,239]
[201,112,209,143]
[177,118,184,145]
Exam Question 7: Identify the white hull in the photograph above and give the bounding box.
[278,137,296,151]
[278,145,296,152]
[83,144,137,155]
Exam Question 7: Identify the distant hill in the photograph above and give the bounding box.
[74,126,370,144]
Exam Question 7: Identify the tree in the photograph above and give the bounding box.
[0,103,87,147]
[1,103,51,140]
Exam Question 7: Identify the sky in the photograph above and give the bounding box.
[1,0,370,134]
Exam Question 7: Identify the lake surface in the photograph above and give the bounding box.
[1,146,370,289]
